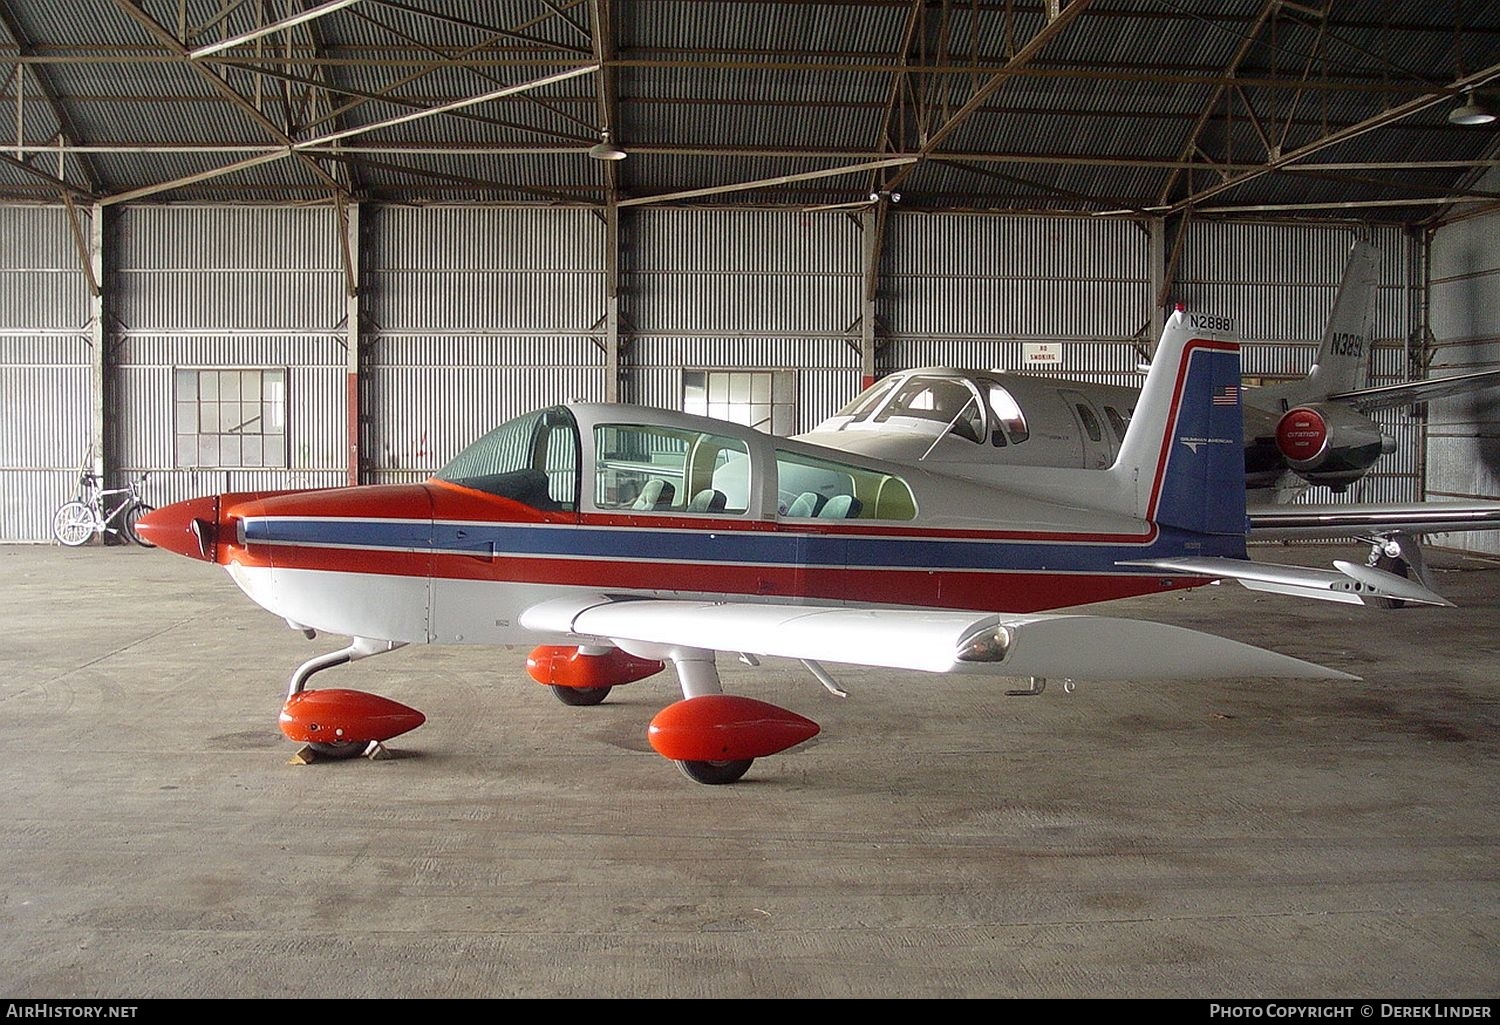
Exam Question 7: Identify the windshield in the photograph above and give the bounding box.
[436,406,579,511]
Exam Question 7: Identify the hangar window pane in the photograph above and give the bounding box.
[683,369,796,436]
[174,368,287,469]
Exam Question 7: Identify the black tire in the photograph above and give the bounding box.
[676,758,754,785]
[306,740,370,760]
[550,684,611,706]
[124,503,155,547]
[52,501,95,546]
[1373,553,1410,610]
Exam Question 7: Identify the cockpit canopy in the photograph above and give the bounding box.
[436,406,580,511]
[831,371,1031,447]
[436,403,917,522]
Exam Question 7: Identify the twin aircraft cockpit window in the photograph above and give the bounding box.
[836,373,1031,448]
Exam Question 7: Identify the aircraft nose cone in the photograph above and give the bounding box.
[135,496,220,561]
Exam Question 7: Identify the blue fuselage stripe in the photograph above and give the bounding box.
[241,518,1245,572]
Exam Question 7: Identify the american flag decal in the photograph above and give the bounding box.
[1212,385,1239,406]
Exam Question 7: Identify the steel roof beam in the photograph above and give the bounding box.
[320,3,595,138]
[1155,0,1275,207]
[303,3,593,137]
[883,0,1094,193]
[0,2,102,193]
[617,156,918,208]
[295,65,595,149]
[1168,62,1500,215]
[364,0,593,54]
[110,0,347,197]
[187,0,361,59]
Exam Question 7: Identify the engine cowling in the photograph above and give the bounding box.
[526,645,665,690]
[1274,403,1391,491]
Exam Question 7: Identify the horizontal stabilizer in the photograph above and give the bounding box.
[1248,499,1500,540]
[520,595,1356,681]
[1329,367,1500,412]
[1118,556,1453,607]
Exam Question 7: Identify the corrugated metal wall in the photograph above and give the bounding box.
[1,202,1471,545]
[628,208,862,433]
[1428,187,1500,555]
[365,207,606,483]
[114,206,349,510]
[884,213,1153,386]
[1177,221,1419,504]
[0,207,90,541]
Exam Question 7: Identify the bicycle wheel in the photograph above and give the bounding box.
[123,503,156,547]
[52,501,96,547]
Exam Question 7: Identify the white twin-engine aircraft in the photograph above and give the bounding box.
[801,239,1500,597]
[138,308,1455,784]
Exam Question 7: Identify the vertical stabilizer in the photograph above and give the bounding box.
[1109,307,1245,536]
[1286,238,1380,402]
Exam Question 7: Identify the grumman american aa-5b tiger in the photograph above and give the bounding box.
[136,309,1453,784]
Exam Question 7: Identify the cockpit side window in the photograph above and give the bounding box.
[1103,405,1130,442]
[436,406,579,511]
[985,383,1029,444]
[872,377,985,443]
[834,376,900,422]
[594,424,750,514]
[1075,403,1103,443]
[776,450,916,521]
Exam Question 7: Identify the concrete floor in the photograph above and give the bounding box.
[0,541,1495,999]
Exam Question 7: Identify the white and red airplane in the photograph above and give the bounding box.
[137,308,1451,783]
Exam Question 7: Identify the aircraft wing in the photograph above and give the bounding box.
[1117,556,1453,607]
[1328,368,1500,412]
[518,594,1356,681]
[1247,500,1500,540]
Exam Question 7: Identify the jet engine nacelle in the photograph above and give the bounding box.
[526,645,665,690]
[1274,403,1393,491]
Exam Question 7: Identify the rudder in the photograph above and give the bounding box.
[1109,307,1245,536]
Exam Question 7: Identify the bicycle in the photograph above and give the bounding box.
[52,471,156,548]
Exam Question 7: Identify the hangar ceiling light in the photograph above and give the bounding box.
[1448,90,1496,125]
[588,133,628,161]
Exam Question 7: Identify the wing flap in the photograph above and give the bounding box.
[519,595,1356,681]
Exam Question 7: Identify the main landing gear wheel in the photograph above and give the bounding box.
[1372,553,1410,610]
[550,684,611,706]
[306,740,371,760]
[52,501,93,546]
[675,758,754,785]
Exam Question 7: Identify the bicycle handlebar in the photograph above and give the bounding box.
[80,471,151,488]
